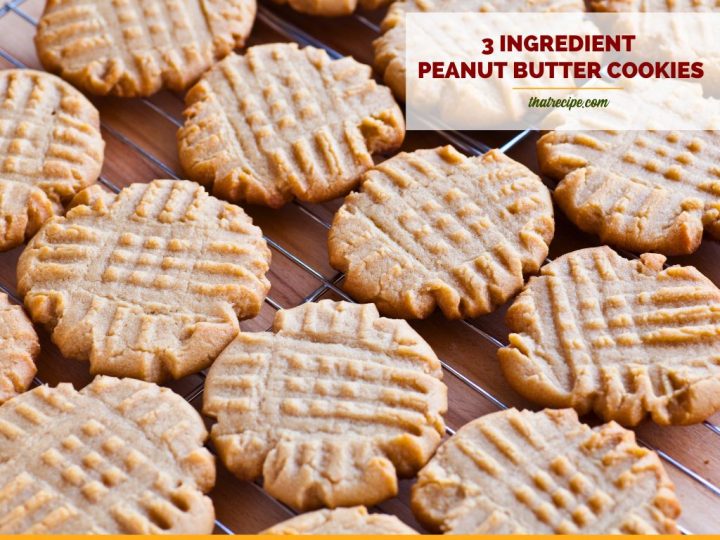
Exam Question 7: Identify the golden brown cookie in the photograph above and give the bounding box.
[374,0,585,101]
[591,0,716,10]
[35,0,256,97]
[17,179,271,383]
[538,130,720,255]
[271,0,391,16]
[329,146,554,319]
[0,376,215,533]
[177,43,405,208]
[0,293,38,405]
[499,246,720,426]
[261,506,418,534]
[203,300,447,511]
[411,408,680,534]
[0,69,104,251]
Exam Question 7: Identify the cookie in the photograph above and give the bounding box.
[589,1,719,100]
[261,506,418,534]
[411,408,680,534]
[35,0,256,97]
[17,179,271,383]
[0,293,38,405]
[328,146,554,319]
[177,43,405,208]
[0,69,104,252]
[591,0,717,11]
[0,376,215,533]
[499,246,720,426]
[538,130,720,255]
[271,0,391,16]
[203,300,447,511]
[374,0,585,101]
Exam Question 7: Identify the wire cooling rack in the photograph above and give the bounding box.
[0,0,718,533]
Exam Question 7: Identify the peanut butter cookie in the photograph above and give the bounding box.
[262,506,418,534]
[499,246,720,425]
[0,293,38,404]
[412,408,680,533]
[178,43,404,208]
[0,376,215,533]
[538,130,720,255]
[204,300,447,511]
[17,179,270,382]
[35,0,256,97]
[329,146,554,319]
[271,0,391,16]
[0,70,103,251]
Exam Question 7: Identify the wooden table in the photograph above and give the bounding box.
[0,0,718,533]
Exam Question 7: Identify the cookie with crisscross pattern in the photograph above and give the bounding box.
[35,0,256,97]
[538,130,720,255]
[499,246,720,425]
[17,179,270,382]
[178,43,404,208]
[0,70,103,252]
[204,300,447,511]
[411,408,680,533]
[0,376,215,533]
[329,146,554,319]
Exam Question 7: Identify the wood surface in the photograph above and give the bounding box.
[0,0,718,533]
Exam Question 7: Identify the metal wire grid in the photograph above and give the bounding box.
[0,0,716,534]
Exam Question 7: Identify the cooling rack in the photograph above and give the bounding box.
[0,0,718,533]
